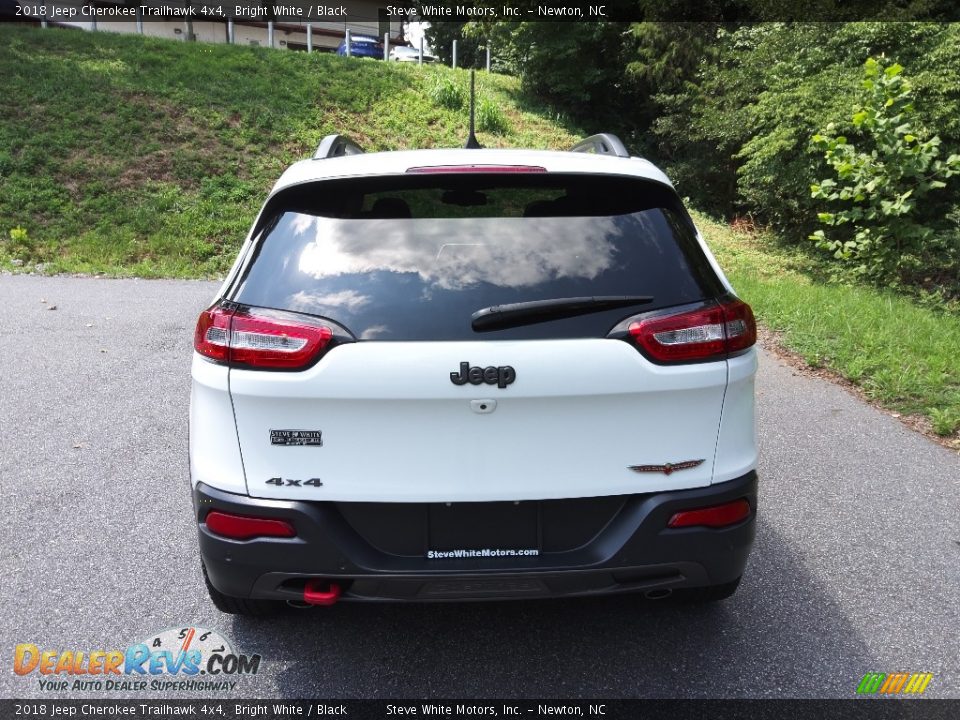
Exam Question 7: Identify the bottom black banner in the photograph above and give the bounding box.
[2,700,959,720]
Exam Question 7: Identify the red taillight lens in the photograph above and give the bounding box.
[194,306,232,363]
[667,499,752,529]
[625,299,756,363]
[229,309,332,369]
[205,511,296,540]
[630,304,727,362]
[722,299,757,354]
[193,305,335,370]
[405,165,547,174]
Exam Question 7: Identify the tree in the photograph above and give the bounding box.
[421,21,486,67]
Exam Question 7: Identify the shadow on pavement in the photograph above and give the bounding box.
[227,517,874,698]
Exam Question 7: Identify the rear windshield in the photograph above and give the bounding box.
[230,174,723,341]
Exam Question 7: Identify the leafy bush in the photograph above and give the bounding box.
[476,96,510,134]
[7,225,32,255]
[810,58,960,288]
[928,407,960,436]
[653,24,960,229]
[428,75,465,110]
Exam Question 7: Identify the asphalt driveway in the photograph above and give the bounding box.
[1,275,957,699]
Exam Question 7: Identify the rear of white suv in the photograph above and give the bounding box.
[189,140,758,614]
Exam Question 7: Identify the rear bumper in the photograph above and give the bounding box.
[195,471,757,602]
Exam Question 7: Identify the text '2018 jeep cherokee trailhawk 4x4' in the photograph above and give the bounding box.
[190,131,758,614]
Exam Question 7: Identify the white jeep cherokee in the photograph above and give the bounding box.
[190,133,758,614]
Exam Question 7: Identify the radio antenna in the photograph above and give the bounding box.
[465,70,482,149]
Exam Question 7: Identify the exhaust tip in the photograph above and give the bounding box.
[644,588,673,600]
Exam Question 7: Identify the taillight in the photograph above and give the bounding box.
[194,304,340,370]
[194,305,232,363]
[617,298,756,363]
[667,499,752,529]
[229,309,332,369]
[721,300,757,354]
[205,511,296,540]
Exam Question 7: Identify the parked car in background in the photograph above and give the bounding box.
[335,35,382,59]
[389,45,438,63]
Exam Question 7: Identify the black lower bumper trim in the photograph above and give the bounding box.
[194,471,757,602]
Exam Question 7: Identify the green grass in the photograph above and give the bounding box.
[0,25,580,278]
[695,211,960,439]
[2,26,957,440]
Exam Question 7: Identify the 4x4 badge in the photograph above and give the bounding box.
[629,459,705,476]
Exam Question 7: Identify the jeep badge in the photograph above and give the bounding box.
[450,362,516,389]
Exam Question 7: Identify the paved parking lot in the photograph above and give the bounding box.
[1,275,958,699]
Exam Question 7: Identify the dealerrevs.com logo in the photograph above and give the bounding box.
[13,627,260,693]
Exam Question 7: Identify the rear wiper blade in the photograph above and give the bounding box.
[471,295,654,332]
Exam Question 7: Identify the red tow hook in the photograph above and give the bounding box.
[303,579,342,606]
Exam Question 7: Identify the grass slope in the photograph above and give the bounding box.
[0,25,579,277]
[697,211,960,440]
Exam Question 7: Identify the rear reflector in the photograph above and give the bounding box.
[667,499,752,529]
[406,165,547,174]
[205,511,296,540]
[194,304,335,370]
[624,298,756,363]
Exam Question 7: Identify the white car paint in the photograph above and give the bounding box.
[229,340,744,502]
[190,146,757,506]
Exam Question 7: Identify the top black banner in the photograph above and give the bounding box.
[4,0,960,23]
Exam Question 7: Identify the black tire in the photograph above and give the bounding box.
[202,564,285,616]
[674,576,742,603]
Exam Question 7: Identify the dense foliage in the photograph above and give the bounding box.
[654,23,960,299]
[810,58,960,290]
[458,18,960,299]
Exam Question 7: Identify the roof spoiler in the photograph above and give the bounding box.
[569,133,630,158]
[314,134,365,159]
[312,131,630,159]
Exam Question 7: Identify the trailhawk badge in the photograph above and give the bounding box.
[629,459,705,476]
